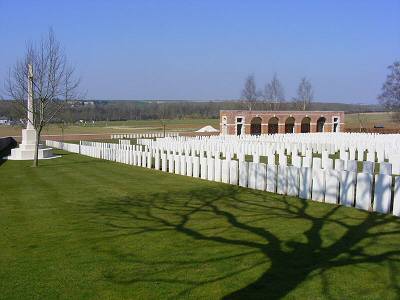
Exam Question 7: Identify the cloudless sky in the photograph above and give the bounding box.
[0,0,399,103]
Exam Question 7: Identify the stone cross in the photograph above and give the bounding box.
[27,64,34,129]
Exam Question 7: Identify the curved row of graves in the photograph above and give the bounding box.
[46,132,400,217]
[111,132,179,140]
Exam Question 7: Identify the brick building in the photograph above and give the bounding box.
[220,110,344,135]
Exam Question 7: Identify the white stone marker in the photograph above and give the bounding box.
[253,154,260,163]
[392,158,400,175]
[334,159,345,171]
[193,156,200,178]
[277,166,287,195]
[214,158,222,182]
[313,158,322,169]
[256,163,267,191]
[373,174,392,214]
[186,156,193,177]
[311,169,325,202]
[266,165,277,193]
[278,154,287,166]
[362,161,375,174]
[207,158,215,181]
[221,160,230,183]
[393,177,400,217]
[379,162,392,175]
[248,162,257,189]
[302,156,312,168]
[142,152,147,168]
[325,169,339,204]
[239,161,248,187]
[355,173,373,211]
[367,151,375,162]
[339,171,356,207]
[229,160,239,185]
[174,156,181,175]
[161,154,167,172]
[180,156,187,176]
[200,158,207,179]
[287,166,299,196]
[292,155,302,168]
[299,167,312,199]
[137,152,142,167]
[346,160,358,172]
[154,152,160,170]
[168,156,174,173]
[323,158,333,170]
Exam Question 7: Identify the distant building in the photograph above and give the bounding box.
[0,117,11,126]
[220,110,344,135]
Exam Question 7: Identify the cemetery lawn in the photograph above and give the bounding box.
[1,152,400,299]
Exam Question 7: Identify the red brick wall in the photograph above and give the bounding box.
[219,110,345,135]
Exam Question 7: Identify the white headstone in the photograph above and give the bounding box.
[379,162,392,175]
[355,173,373,211]
[277,166,287,195]
[325,169,339,204]
[373,174,392,214]
[266,165,277,193]
[362,161,375,174]
[393,177,400,217]
[214,158,222,182]
[287,166,299,196]
[193,156,200,178]
[229,160,239,185]
[248,162,257,189]
[207,158,215,181]
[239,161,248,187]
[256,163,266,191]
[311,169,325,202]
[299,167,312,199]
[221,160,230,183]
[339,171,356,207]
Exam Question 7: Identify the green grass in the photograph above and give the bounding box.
[1,152,400,299]
[0,118,219,138]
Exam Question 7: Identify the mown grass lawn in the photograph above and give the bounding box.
[1,151,399,299]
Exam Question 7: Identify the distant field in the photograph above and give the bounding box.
[1,113,399,139]
[0,118,220,138]
[345,112,399,130]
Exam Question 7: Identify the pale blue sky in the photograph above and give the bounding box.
[1,0,399,103]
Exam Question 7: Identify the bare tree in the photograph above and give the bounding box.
[5,29,81,167]
[293,77,313,110]
[378,61,400,122]
[241,75,257,110]
[264,73,285,110]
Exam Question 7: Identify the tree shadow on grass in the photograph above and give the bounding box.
[89,185,400,299]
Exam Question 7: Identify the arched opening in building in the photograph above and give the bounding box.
[316,117,326,132]
[268,117,279,134]
[285,117,295,133]
[250,117,262,135]
[301,117,311,133]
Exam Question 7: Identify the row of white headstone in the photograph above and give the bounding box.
[46,139,400,217]
[111,132,179,140]
[136,132,400,164]
[136,137,400,175]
